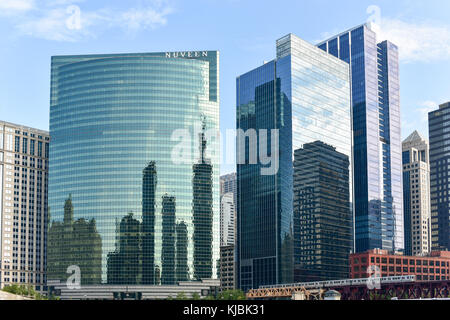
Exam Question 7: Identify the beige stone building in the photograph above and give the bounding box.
[0,121,49,292]
[402,131,431,256]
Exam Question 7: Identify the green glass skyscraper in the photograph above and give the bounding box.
[48,51,220,286]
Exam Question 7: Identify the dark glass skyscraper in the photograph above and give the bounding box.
[142,161,157,284]
[193,125,214,280]
[237,34,351,290]
[429,101,450,251]
[293,141,351,282]
[318,23,403,253]
[161,195,176,285]
[48,50,220,286]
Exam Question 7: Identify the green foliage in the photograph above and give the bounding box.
[2,284,49,300]
[175,292,188,300]
[165,289,246,301]
[217,290,246,300]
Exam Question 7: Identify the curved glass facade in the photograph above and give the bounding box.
[48,51,220,285]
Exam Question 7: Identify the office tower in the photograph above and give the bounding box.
[219,192,236,291]
[48,50,220,287]
[402,131,431,256]
[429,101,450,251]
[318,23,403,253]
[220,192,236,247]
[220,245,235,291]
[219,173,236,291]
[220,173,237,203]
[236,34,352,290]
[0,121,49,293]
[293,141,351,282]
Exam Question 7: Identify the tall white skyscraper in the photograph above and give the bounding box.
[220,192,236,247]
[402,131,431,256]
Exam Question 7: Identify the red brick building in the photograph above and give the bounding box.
[350,249,450,281]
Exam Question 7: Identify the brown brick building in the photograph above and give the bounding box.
[350,249,450,281]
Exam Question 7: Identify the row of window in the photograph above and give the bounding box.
[353,256,450,267]
[14,136,49,158]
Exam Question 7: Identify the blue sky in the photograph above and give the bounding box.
[0,0,449,175]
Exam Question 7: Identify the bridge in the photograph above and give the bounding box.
[246,276,450,300]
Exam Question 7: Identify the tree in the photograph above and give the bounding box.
[175,292,188,300]
[217,290,246,300]
[2,284,49,300]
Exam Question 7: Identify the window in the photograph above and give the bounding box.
[38,141,42,157]
[45,143,49,158]
[15,136,20,152]
[30,140,35,155]
[22,138,27,154]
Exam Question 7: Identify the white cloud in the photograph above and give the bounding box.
[374,18,450,63]
[1,0,174,42]
[16,7,99,41]
[0,0,34,11]
[402,101,437,139]
[417,101,438,119]
[121,6,173,31]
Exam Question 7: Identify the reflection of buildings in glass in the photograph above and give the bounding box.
[142,161,157,284]
[193,122,213,280]
[107,212,142,285]
[49,50,219,287]
[48,195,102,285]
[161,195,176,285]
[176,222,189,282]
[293,141,351,282]
[155,265,161,285]
[237,34,351,290]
